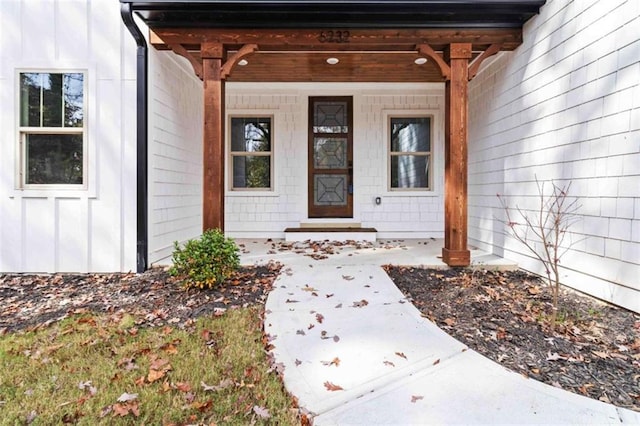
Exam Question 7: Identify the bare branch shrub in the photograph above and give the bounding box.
[497,178,582,327]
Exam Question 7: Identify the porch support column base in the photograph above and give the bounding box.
[442,247,471,267]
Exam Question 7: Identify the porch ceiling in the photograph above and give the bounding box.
[125,0,545,82]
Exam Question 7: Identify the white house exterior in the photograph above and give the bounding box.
[468,0,640,312]
[0,0,638,313]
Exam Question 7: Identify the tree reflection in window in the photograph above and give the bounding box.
[19,72,84,186]
[230,117,272,189]
[390,117,431,190]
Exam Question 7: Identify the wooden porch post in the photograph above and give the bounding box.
[202,43,225,231]
[442,43,472,266]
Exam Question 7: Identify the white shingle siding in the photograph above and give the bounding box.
[224,83,445,239]
[468,0,640,312]
[148,50,204,265]
[0,0,137,273]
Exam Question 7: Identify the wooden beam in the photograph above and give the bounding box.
[467,43,502,80]
[221,44,258,80]
[442,43,472,267]
[168,43,203,79]
[151,28,524,51]
[417,44,450,80]
[202,43,225,232]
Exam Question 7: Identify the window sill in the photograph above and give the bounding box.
[225,190,280,197]
[379,190,441,198]
[10,187,95,199]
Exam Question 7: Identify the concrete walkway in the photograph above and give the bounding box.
[238,239,640,425]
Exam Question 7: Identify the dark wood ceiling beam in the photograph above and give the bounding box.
[151,28,523,51]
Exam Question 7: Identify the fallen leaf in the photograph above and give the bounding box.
[335,303,343,309]
[324,381,344,391]
[302,285,318,292]
[411,395,424,403]
[342,275,355,281]
[296,329,306,336]
[546,352,567,361]
[112,401,140,417]
[591,351,610,359]
[201,378,234,392]
[326,293,334,298]
[395,352,408,360]
[175,382,191,392]
[149,358,170,371]
[285,299,299,303]
[160,343,178,355]
[316,313,324,324]
[116,392,138,403]
[26,410,37,424]
[99,405,113,418]
[295,359,302,366]
[253,405,271,419]
[528,286,542,295]
[147,369,166,382]
[352,299,369,308]
[321,357,340,367]
[190,399,213,412]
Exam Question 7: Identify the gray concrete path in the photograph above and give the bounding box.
[238,239,640,425]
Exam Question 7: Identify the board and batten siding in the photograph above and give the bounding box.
[224,83,445,240]
[468,0,640,312]
[147,48,204,265]
[0,0,137,273]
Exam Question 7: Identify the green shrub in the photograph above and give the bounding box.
[169,229,240,289]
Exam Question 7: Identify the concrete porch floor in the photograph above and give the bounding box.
[236,238,517,270]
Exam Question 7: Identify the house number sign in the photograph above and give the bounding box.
[318,30,350,43]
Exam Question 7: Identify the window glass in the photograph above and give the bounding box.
[389,117,431,190]
[230,117,272,190]
[19,72,85,187]
[26,134,83,185]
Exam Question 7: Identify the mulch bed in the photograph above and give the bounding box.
[0,263,281,334]
[385,266,640,413]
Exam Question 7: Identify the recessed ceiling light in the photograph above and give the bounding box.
[238,59,249,66]
[326,57,339,65]
[414,57,428,65]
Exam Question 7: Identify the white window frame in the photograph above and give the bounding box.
[387,114,433,192]
[16,70,88,191]
[228,115,274,192]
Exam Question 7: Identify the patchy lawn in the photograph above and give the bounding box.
[0,308,299,425]
[0,266,301,425]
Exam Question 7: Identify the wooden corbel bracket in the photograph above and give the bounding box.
[168,43,203,79]
[417,44,451,81]
[221,44,259,80]
[468,43,503,80]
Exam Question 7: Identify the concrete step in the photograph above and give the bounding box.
[284,227,377,242]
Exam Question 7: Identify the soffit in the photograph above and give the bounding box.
[123,1,545,82]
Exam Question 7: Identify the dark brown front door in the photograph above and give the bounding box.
[308,97,353,218]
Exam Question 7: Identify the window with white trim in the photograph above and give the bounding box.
[19,72,86,187]
[389,116,431,190]
[229,116,272,190]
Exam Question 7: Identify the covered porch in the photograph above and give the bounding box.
[122,0,545,270]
